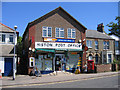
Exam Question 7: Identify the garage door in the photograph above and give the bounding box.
[4,58,13,76]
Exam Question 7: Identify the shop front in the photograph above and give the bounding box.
[30,42,83,74]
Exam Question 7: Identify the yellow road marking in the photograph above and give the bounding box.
[2,74,119,88]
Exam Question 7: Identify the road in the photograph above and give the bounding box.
[5,74,119,88]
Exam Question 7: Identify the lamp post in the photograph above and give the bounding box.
[13,25,17,80]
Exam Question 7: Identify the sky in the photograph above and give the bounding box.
[2,2,118,36]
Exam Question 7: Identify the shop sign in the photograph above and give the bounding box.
[35,42,82,49]
[56,39,75,43]
[85,46,88,51]
[44,38,75,43]
[71,52,78,55]
[44,38,57,42]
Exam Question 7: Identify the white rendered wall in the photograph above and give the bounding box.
[0,57,4,73]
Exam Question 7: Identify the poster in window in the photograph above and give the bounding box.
[45,60,52,71]
[29,57,35,67]
[35,55,43,70]
[44,55,47,59]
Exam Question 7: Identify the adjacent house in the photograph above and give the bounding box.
[86,23,115,72]
[22,7,87,74]
[0,23,19,76]
[109,33,120,61]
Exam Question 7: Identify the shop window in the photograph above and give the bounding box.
[86,40,92,48]
[42,26,52,37]
[55,27,64,38]
[29,57,35,67]
[9,35,14,43]
[103,41,109,50]
[95,40,98,50]
[67,28,76,39]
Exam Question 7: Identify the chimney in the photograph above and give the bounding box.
[97,23,104,33]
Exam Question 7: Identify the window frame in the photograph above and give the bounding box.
[42,26,52,37]
[107,54,112,63]
[0,34,2,42]
[9,34,14,43]
[1,34,6,43]
[95,54,99,64]
[88,54,93,60]
[115,41,119,50]
[86,40,92,48]
[95,40,98,50]
[55,27,64,38]
[67,28,76,39]
[103,41,109,50]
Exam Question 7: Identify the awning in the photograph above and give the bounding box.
[67,49,82,52]
[35,48,55,53]
[36,48,82,53]
[55,49,68,51]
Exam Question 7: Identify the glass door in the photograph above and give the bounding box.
[55,54,66,71]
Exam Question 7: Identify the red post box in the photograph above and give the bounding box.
[87,60,94,73]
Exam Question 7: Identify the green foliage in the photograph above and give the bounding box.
[113,59,118,64]
[107,16,120,37]
[17,36,23,57]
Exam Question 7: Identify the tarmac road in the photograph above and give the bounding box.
[4,74,119,88]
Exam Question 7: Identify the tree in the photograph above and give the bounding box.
[16,36,23,74]
[107,16,120,37]
[17,36,23,57]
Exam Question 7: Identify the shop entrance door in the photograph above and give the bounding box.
[55,54,65,71]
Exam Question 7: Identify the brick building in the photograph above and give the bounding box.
[86,23,115,72]
[22,7,87,74]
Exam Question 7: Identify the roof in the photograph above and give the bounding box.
[86,30,114,40]
[109,34,120,41]
[29,7,87,29]
[0,23,19,33]
[0,44,17,57]
[23,7,87,38]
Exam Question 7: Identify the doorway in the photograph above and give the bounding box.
[4,58,13,76]
[55,54,66,71]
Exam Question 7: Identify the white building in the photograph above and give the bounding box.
[0,23,18,76]
[109,34,120,60]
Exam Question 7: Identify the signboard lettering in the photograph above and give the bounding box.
[35,42,82,49]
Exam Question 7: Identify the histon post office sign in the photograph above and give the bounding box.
[35,42,82,49]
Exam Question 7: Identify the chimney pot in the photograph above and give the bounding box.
[97,23,104,33]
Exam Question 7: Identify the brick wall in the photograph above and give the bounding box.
[95,64,117,73]
[95,64,111,72]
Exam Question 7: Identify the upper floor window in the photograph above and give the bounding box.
[9,35,14,43]
[95,40,98,50]
[55,27,64,38]
[86,40,92,48]
[0,34,6,42]
[103,41,109,50]
[67,28,76,39]
[42,26,52,37]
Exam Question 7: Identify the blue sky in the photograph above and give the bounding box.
[2,2,118,36]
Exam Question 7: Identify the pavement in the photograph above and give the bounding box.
[0,71,119,88]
